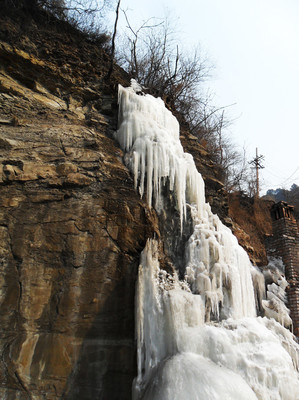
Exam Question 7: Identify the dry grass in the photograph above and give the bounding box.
[228,193,274,266]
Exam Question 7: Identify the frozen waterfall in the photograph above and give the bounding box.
[116,81,299,400]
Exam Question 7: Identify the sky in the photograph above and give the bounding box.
[109,0,299,194]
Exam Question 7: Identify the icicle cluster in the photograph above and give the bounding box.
[262,257,292,328]
[116,82,299,400]
[117,81,204,229]
[185,204,256,320]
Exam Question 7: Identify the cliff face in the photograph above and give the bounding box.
[0,9,236,400]
[0,13,162,399]
[0,114,161,400]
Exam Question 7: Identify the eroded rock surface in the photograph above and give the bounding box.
[0,12,162,398]
[0,111,161,400]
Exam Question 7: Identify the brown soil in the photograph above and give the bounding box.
[228,192,274,265]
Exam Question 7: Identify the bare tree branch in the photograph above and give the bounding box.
[107,0,121,77]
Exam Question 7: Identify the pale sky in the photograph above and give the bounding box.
[110,0,299,194]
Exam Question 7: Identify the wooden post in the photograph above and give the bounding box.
[249,148,264,198]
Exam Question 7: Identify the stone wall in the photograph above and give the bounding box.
[266,202,299,337]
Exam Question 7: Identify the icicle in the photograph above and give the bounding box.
[116,82,205,229]
[261,257,293,328]
[133,239,205,399]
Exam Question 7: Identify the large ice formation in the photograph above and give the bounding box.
[116,81,299,400]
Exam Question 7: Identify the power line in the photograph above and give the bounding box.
[266,169,287,180]
[280,177,299,189]
[279,166,299,186]
[263,167,299,190]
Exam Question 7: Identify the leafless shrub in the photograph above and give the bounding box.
[119,14,211,116]
[38,0,114,32]
[2,0,114,43]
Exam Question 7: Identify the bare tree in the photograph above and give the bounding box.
[224,146,249,192]
[208,113,249,193]
[63,0,114,31]
[119,14,211,118]
[20,0,115,34]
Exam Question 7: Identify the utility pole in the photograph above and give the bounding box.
[249,148,265,198]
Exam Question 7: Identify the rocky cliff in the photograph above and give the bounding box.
[0,11,159,400]
[0,8,228,400]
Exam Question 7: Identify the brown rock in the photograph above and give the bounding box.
[0,29,160,397]
[56,162,78,175]
[64,172,94,186]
